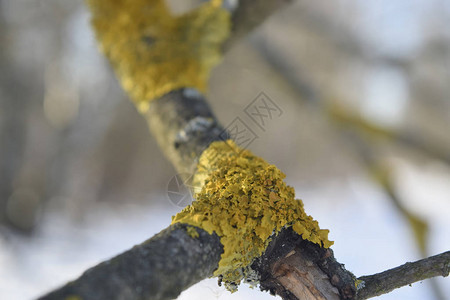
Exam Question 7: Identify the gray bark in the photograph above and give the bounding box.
[39,224,223,300]
[356,251,450,299]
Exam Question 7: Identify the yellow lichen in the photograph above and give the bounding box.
[65,296,82,300]
[86,0,230,106]
[186,225,200,238]
[172,140,333,290]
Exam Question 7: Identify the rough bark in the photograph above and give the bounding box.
[38,1,449,299]
[356,251,450,299]
[253,228,356,300]
[144,0,295,176]
[39,223,223,300]
[145,89,226,176]
[38,1,298,298]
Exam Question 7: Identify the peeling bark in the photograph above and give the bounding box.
[253,228,356,300]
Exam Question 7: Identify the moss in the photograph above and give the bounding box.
[172,140,333,291]
[186,226,200,238]
[86,0,230,108]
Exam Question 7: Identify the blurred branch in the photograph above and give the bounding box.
[367,160,429,256]
[355,139,446,300]
[335,126,430,260]
[328,104,450,165]
[252,18,450,166]
[146,0,294,175]
[252,24,435,258]
[224,0,292,49]
[356,251,450,299]
[252,19,449,299]
[0,13,36,232]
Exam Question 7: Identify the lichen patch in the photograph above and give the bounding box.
[86,0,230,105]
[186,225,200,238]
[172,140,333,291]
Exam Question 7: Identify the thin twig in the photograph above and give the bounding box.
[356,251,450,299]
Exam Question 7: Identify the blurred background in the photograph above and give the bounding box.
[0,0,449,299]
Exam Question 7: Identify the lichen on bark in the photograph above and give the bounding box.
[172,140,333,291]
[86,0,230,108]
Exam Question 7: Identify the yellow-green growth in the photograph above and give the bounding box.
[86,0,230,111]
[65,296,82,300]
[172,140,333,290]
[186,225,199,238]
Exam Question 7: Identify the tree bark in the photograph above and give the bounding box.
[356,251,450,299]
[253,228,356,300]
[39,224,223,300]
[37,1,449,300]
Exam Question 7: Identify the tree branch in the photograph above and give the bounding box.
[39,224,223,300]
[38,1,301,299]
[145,89,226,175]
[252,21,450,165]
[356,251,450,299]
[253,228,356,300]
[144,0,295,175]
[225,0,292,49]
[38,1,449,300]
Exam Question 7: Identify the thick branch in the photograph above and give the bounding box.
[136,84,358,300]
[39,1,450,299]
[39,224,223,300]
[356,251,450,299]
[145,89,226,175]
[145,0,294,175]
[39,1,296,299]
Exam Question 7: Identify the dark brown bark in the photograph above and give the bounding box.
[253,228,356,300]
[356,251,450,299]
